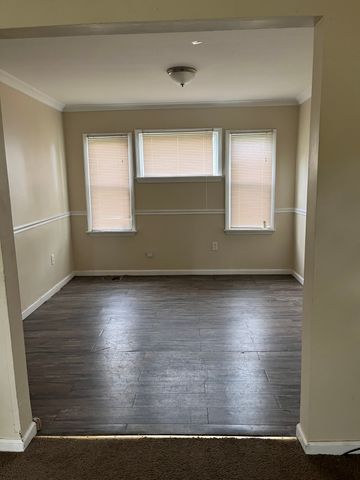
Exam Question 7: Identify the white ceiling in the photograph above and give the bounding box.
[0,28,313,109]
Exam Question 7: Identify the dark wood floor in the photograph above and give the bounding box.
[24,275,302,436]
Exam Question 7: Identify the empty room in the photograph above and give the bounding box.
[0,25,313,438]
[1,2,360,477]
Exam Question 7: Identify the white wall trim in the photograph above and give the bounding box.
[292,270,304,285]
[296,424,360,455]
[136,208,225,216]
[70,210,87,216]
[0,68,64,111]
[71,208,298,218]
[21,269,297,319]
[64,98,299,113]
[22,272,74,320]
[75,269,293,276]
[13,212,71,235]
[275,208,295,214]
[0,66,307,114]
[296,87,312,105]
[0,421,37,452]
[10,208,304,235]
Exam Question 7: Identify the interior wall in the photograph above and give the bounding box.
[63,105,298,272]
[294,98,311,281]
[0,102,33,442]
[0,82,73,315]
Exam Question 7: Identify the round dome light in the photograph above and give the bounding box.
[166,66,197,87]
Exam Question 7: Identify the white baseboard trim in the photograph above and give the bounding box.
[296,424,360,455]
[75,268,293,276]
[22,272,74,320]
[0,421,37,452]
[21,269,299,318]
[292,270,304,285]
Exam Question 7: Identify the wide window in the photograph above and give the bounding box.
[135,128,222,179]
[225,130,276,232]
[83,133,135,232]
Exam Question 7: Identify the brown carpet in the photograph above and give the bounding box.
[1,437,359,480]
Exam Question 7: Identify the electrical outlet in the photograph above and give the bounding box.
[211,241,219,251]
[145,252,154,258]
[50,253,55,265]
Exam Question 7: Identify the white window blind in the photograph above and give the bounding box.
[84,134,134,232]
[135,129,221,178]
[226,130,275,231]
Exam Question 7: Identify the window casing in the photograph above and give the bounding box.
[83,133,135,233]
[225,130,276,232]
[135,128,222,180]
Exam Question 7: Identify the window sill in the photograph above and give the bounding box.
[136,176,223,184]
[224,228,275,235]
[87,229,137,236]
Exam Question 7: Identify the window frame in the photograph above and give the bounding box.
[225,129,277,234]
[83,132,136,234]
[134,128,223,182]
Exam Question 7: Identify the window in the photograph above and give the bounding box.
[225,130,276,232]
[135,128,222,179]
[83,133,135,232]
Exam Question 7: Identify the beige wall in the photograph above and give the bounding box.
[64,106,298,272]
[0,82,73,312]
[0,103,32,441]
[294,98,311,279]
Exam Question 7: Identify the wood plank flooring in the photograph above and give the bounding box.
[23,275,302,435]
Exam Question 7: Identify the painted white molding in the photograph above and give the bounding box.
[22,272,74,320]
[13,212,71,235]
[0,421,37,452]
[71,208,299,218]
[0,65,307,114]
[136,176,223,184]
[292,270,304,285]
[296,424,360,455]
[0,68,64,111]
[75,269,293,276]
[296,87,312,105]
[294,208,307,216]
[70,210,87,216]
[275,207,295,214]
[12,208,304,235]
[137,208,225,216]
[64,98,299,113]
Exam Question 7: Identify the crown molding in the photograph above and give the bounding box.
[296,86,312,105]
[0,66,309,113]
[0,69,64,111]
[63,98,299,112]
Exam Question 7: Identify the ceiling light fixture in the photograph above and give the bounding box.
[166,66,197,88]
[192,40,203,45]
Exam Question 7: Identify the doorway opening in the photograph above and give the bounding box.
[0,16,315,436]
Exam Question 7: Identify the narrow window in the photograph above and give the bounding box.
[225,130,276,231]
[83,134,135,232]
[135,129,222,179]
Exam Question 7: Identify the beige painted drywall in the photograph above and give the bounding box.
[0,102,32,441]
[64,105,298,272]
[0,82,73,312]
[294,98,311,279]
[2,0,360,447]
